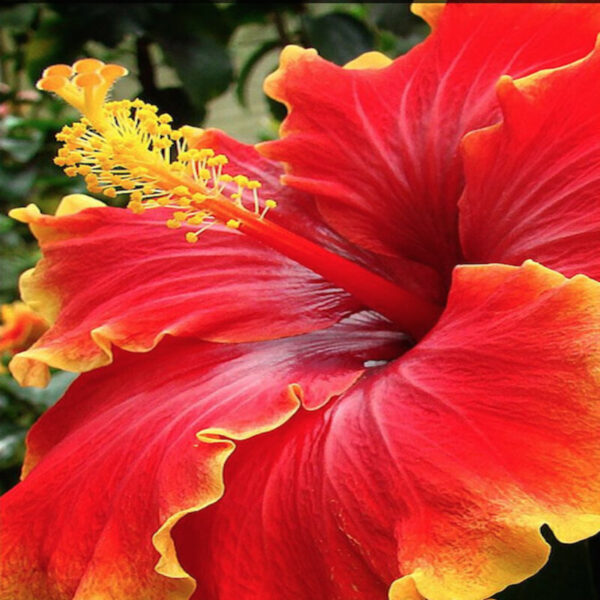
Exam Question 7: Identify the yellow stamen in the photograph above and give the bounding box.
[36,59,445,339]
[37,59,277,242]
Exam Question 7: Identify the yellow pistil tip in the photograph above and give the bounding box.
[74,72,103,88]
[36,76,67,92]
[43,64,73,78]
[73,58,104,73]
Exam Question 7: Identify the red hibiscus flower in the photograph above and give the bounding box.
[2,4,600,600]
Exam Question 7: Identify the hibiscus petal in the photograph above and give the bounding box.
[259,5,600,283]
[174,261,600,600]
[0,312,406,600]
[195,129,445,303]
[9,195,360,387]
[460,38,600,280]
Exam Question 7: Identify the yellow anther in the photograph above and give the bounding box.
[170,130,183,141]
[185,232,199,244]
[72,123,86,136]
[73,58,104,73]
[64,167,78,177]
[247,180,261,190]
[173,211,188,222]
[167,219,181,229]
[226,219,241,229]
[85,173,99,185]
[154,138,172,150]
[143,184,156,194]
[199,168,211,179]
[67,152,83,162]
[208,155,228,167]
[77,165,92,176]
[233,175,249,187]
[104,187,117,198]
[192,193,206,202]
[199,148,215,158]
[231,193,241,200]
[130,191,143,202]
[156,196,170,206]
[121,179,136,190]
[173,185,189,196]
[219,174,233,182]
[265,199,277,208]
[188,214,206,225]
[53,157,67,166]
[128,201,145,214]
[159,114,173,124]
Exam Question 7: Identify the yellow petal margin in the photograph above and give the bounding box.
[9,196,107,387]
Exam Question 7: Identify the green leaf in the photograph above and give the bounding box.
[236,38,281,107]
[0,3,38,31]
[149,3,233,45]
[0,423,27,470]
[0,371,78,414]
[159,37,234,111]
[367,3,423,37]
[141,87,206,129]
[0,165,36,202]
[302,12,374,66]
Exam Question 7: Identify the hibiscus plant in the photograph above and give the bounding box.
[2,4,600,600]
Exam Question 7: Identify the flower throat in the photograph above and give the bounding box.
[38,59,442,339]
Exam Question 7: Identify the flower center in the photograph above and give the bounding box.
[37,59,443,340]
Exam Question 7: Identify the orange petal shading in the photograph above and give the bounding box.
[173,262,600,600]
[0,312,406,600]
[9,195,362,388]
[260,5,600,284]
[0,302,47,359]
[460,38,600,281]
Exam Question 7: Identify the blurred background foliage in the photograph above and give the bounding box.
[0,0,427,494]
[0,3,598,598]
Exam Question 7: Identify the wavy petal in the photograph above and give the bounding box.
[9,195,361,387]
[195,129,444,302]
[259,5,600,284]
[460,38,600,280]
[174,262,600,600]
[0,312,406,600]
